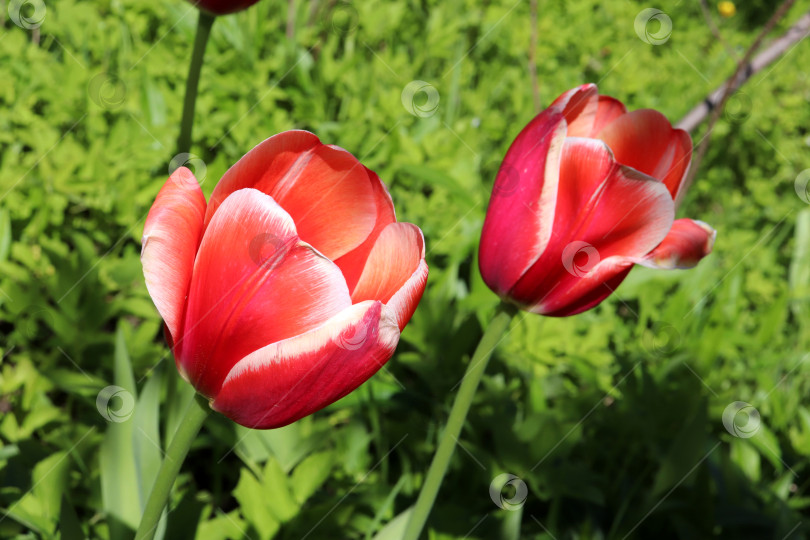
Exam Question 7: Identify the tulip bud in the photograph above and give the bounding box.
[479,84,715,316]
[187,0,261,16]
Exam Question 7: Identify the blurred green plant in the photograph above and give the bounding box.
[1,0,809,538]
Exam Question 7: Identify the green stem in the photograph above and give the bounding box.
[176,10,216,156]
[403,303,517,540]
[134,393,210,540]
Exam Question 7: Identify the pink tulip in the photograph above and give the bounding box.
[141,131,428,428]
[479,84,715,316]
[187,0,261,15]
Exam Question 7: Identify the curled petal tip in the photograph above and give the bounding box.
[641,218,716,270]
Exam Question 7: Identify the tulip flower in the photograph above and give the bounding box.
[187,0,261,15]
[141,130,428,429]
[479,84,715,316]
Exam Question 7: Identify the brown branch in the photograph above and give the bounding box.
[677,8,810,133]
[286,0,296,41]
[306,0,321,28]
[529,0,540,113]
[680,0,800,197]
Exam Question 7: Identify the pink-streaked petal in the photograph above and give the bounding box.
[179,188,351,397]
[596,109,692,200]
[637,219,716,269]
[333,168,397,293]
[205,131,378,260]
[590,96,628,137]
[211,301,400,429]
[479,110,567,296]
[530,258,634,316]
[508,138,674,314]
[549,83,599,137]
[351,223,425,304]
[141,167,206,341]
[387,260,428,331]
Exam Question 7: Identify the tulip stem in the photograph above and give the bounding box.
[177,9,216,156]
[134,393,210,540]
[403,303,517,540]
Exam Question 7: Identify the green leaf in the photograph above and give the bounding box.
[291,451,334,505]
[0,208,10,262]
[100,324,140,537]
[58,494,84,540]
[371,507,413,540]
[232,468,281,540]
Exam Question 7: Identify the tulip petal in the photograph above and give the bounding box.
[479,110,567,296]
[351,223,424,302]
[638,218,716,269]
[590,96,628,137]
[211,301,400,429]
[550,83,599,137]
[205,131,379,260]
[509,138,674,315]
[179,188,351,397]
[333,168,397,292]
[387,259,429,330]
[350,223,427,330]
[141,167,206,341]
[534,260,634,317]
[596,109,692,200]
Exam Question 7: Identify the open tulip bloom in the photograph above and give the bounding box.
[141,131,428,429]
[479,84,716,316]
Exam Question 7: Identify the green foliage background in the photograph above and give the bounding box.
[1,0,809,538]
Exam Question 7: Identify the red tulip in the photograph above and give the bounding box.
[479,84,715,316]
[187,0,260,15]
[141,131,428,428]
